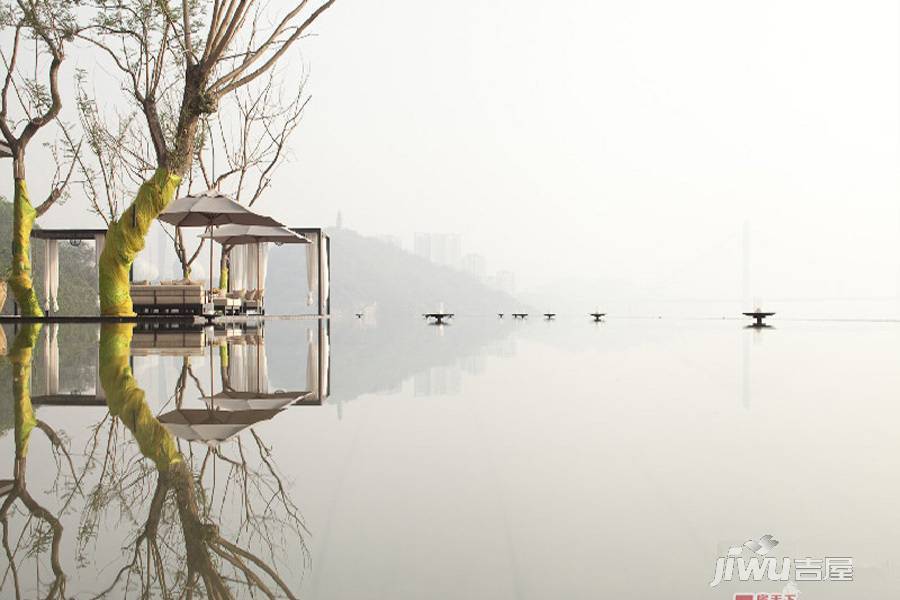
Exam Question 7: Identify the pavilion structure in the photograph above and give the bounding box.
[28,228,106,317]
[291,227,331,316]
[21,226,330,317]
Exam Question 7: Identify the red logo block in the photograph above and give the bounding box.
[735,595,755,600]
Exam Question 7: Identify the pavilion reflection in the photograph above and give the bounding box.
[155,321,329,447]
[0,321,324,598]
[93,323,308,597]
[27,319,330,411]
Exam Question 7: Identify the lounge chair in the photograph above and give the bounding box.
[226,291,245,314]
[131,280,206,315]
[131,328,206,356]
[243,289,264,315]
[212,290,241,316]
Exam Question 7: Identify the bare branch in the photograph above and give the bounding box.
[211,1,336,98]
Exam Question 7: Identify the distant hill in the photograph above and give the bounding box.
[265,227,527,317]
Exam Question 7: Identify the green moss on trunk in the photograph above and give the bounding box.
[99,169,181,316]
[98,323,181,470]
[9,323,41,458]
[8,180,43,316]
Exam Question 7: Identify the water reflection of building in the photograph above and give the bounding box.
[326,317,517,408]
[30,323,104,406]
[206,322,330,407]
[487,336,517,358]
[413,366,462,397]
[461,354,486,376]
[27,321,330,416]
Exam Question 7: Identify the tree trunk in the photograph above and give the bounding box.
[98,323,182,469]
[219,251,228,292]
[9,323,41,463]
[8,179,43,317]
[98,169,182,316]
[99,72,209,316]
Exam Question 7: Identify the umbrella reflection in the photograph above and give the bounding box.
[158,407,284,445]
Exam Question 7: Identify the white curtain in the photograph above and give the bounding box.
[320,236,329,314]
[94,234,105,264]
[43,324,59,395]
[258,243,269,292]
[306,232,319,306]
[228,340,268,393]
[43,239,59,312]
[230,246,245,292]
[321,324,330,398]
[256,341,269,393]
[245,243,259,291]
[229,343,246,390]
[94,234,105,307]
[306,329,317,397]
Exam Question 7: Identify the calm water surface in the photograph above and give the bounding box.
[0,316,897,598]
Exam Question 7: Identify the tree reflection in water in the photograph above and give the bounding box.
[0,324,75,599]
[0,323,307,599]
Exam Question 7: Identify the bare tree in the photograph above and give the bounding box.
[195,68,310,207]
[67,71,155,227]
[80,0,338,315]
[0,2,79,316]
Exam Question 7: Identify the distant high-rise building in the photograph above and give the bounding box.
[336,211,344,229]
[413,233,432,261]
[413,233,461,267]
[431,235,448,265]
[446,234,461,267]
[461,253,487,280]
[414,366,462,397]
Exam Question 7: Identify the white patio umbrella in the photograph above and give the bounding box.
[158,190,283,296]
[158,408,283,445]
[159,191,283,227]
[202,224,308,293]
[204,224,309,246]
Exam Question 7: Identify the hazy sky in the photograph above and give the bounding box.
[11,1,900,304]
